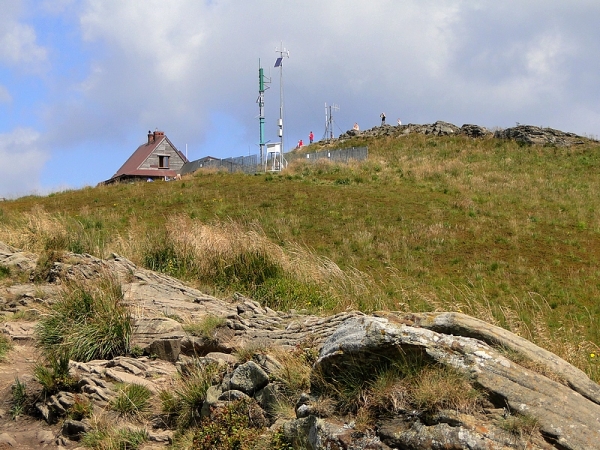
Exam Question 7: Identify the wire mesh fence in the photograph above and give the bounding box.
[181,146,368,175]
[285,146,368,164]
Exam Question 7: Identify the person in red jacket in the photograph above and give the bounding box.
[309,131,314,144]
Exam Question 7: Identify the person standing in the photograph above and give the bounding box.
[309,131,314,144]
[380,112,386,125]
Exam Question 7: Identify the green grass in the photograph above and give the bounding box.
[176,398,266,450]
[313,351,483,423]
[183,314,227,341]
[160,361,220,429]
[33,352,77,394]
[10,377,28,418]
[1,131,599,379]
[110,383,153,417]
[81,425,148,450]
[0,333,12,361]
[35,276,132,362]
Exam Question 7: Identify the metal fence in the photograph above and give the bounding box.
[180,154,260,175]
[181,146,368,175]
[285,146,368,165]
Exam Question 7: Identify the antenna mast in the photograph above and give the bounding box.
[324,103,339,142]
[257,59,270,167]
[274,41,289,171]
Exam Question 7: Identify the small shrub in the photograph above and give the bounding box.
[68,394,93,420]
[183,314,226,342]
[234,341,270,363]
[35,276,132,362]
[269,427,295,450]
[271,347,313,397]
[214,249,282,290]
[33,352,77,394]
[313,351,483,421]
[82,425,148,450]
[6,309,40,322]
[10,377,28,418]
[129,345,144,358]
[499,412,540,438]
[188,398,266,450]
[252,277,333,312]
[31,249,63,283]
[110,383,153,417]
[0,333,12,361]
[160,361,220,429]
[334,177,351,185]
[0,264,10,278]
[410,365,482,413]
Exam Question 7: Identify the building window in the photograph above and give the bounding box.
[158,155,170,168]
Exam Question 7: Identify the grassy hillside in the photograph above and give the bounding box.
[2,130,600,380]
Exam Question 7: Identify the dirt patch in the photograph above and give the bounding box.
[0,341,74,449]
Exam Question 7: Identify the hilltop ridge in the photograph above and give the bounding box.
[334,121,589,147]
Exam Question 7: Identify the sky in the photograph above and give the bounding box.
[1,0,600,198]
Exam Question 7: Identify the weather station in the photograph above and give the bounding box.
[256,42,290,172]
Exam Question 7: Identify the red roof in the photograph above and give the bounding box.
[110,131,188,180]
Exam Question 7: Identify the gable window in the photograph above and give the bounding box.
[158,155,170,168]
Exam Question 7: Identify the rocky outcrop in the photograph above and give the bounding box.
[315,314,600,450]
[338,121,491,141]
[494,125,586,147]
[336,121,589,147]
[2,243,600,449]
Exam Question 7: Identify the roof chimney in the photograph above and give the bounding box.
[147,131,154,144]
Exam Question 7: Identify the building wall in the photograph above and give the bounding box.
[139,140,186,172]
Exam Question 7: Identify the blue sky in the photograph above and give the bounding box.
[1,0,600,198]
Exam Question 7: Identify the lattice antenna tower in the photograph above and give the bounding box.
[324,103,340,142]
[274,42,289,170]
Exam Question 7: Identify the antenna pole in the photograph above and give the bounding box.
[257,59,270,168]
[275,41,289,171]
[323,103,339,142]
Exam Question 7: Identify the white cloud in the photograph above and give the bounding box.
[41,0,600,168]
[0,128,49,198]
[0,15,48,72]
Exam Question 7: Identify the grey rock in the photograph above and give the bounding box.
[200,385,222,418]
[253,353,283,374]
[218,389,250,401]
[147,430,173,443]
[255,383,283,415]
[296,404,312,418]
[379,418,505,450]
[296,392,310,408]
[461,123,491,138]
[205,351,238,365]
[147,337,181,363]
[36,401,58,424]
[104,368,157,392]
[36,430,56,445]
[56,391,76,410]
[494,125,585,147]
[227,361,269,395]
[61,419,91,441]
[317,314,600,450]
[283,416,391,450]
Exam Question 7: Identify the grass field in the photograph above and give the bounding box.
[2,130,600,380]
